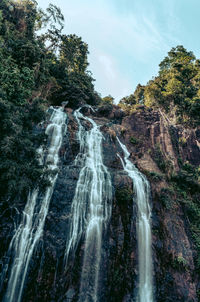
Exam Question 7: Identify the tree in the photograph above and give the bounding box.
[37,3,64,52]
[121,45,200,125]
[144,46,200,125]
[60,34,89,73]
[0,0,101,204]
[102,95,114,104]
[0,0,63,202]
[159,45,196,74]
[134,84,145,104]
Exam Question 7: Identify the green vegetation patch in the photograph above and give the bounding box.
[115,186,133,205]
[119,45,200,127]
[129,136,141,145]
[0,0,100,204]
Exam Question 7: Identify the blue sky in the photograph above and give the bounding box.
[37,0,200,102]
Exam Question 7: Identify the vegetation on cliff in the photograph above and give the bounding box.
[0,0,99,203]
[120,46,200,127]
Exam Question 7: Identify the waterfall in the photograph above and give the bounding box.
[64,108,112,302]
[3,107,66,302]
[117,138,153,302]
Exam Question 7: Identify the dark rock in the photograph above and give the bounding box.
[0,107,199,302]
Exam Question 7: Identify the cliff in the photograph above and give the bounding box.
[0,105,199,302]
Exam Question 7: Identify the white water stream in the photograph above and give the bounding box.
[117,138,153,302]
[65,108,112,302]
[3,107,66,302]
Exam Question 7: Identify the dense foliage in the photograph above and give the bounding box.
[0,0,99,203]
[120,46,200,126]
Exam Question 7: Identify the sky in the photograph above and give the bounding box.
[37,0,200,103]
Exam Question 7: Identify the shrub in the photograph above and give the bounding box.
[130,136,140,145]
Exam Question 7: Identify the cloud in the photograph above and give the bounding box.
[90,51,132,102]
[98,55,116,81]
[37,0,180,100]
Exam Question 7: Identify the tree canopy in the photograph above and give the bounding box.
[0,0,100,204]
[120,46,200,126]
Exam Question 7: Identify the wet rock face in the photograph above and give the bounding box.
[5,108,136,302]
[0,106,199,302]
[152,191,198,302]
[120,108,200,172]
[121,108,200,302]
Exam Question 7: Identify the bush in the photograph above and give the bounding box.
[159,187,175,209]
[144,170,164,182]
[172,255,188,271]
[129,136,140,145]
[151,144,167,172]
[115,186,133,205]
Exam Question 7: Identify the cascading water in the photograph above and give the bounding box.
[117,138,153,302]
[3,107,66,302]
[64,108,112,302]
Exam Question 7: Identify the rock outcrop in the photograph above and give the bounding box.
[0,105,199,302]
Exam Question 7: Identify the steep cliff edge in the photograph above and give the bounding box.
[115,106,200,302]
[0,105,199,302]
